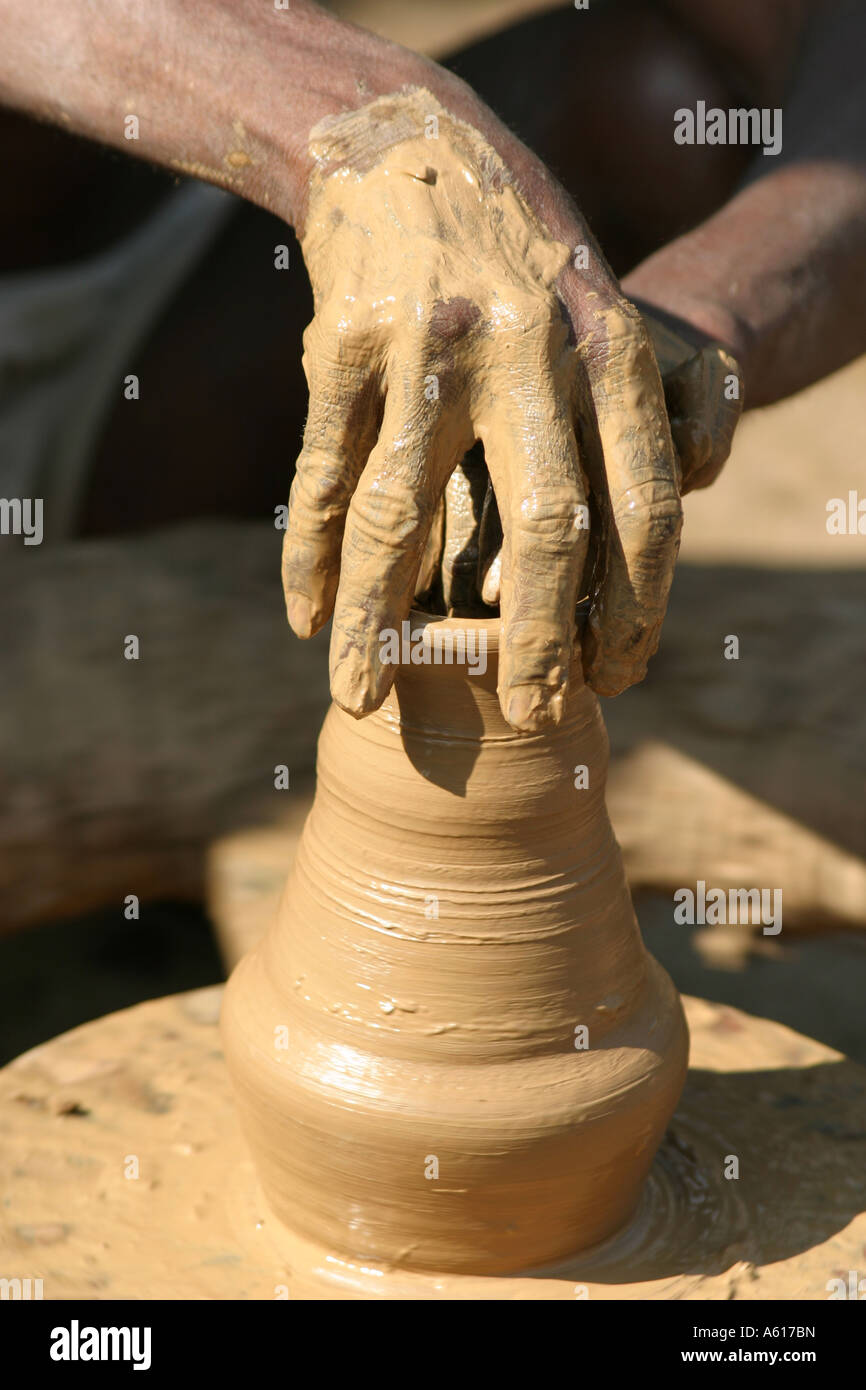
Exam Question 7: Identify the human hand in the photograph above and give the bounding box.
[432,309,743,620]
[282,88,684,726]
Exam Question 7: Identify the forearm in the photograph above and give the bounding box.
[624,160,866,407]
[0,0,437,228]
[0,0,598,262]
[624,0,866,408]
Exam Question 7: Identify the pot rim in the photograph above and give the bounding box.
[406,598,590,655]
[407,608,502,649]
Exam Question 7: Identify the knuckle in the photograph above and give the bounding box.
[584,297,655,376]
[497,287,560,338]
[612,476,682,546]
[427,295,482,344]
[304,303,371,369]
[351,479,432,548]
[290,455,351,523]
[515,485,584,547]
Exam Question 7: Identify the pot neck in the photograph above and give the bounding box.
[376,612,585,743]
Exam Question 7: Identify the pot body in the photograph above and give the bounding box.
[222,619,688,1273]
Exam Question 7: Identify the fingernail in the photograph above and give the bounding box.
[285,591,313,639]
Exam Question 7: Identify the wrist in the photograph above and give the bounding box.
[622,261,755,393]
[266,17,592,264]
[261,21,459,230]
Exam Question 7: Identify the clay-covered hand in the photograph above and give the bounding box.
[442,308,744,618]
[282,89,684,728]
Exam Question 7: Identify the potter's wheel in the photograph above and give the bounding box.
[2,988,863,1300]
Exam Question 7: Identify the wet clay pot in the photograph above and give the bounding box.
[221,616,689,1275]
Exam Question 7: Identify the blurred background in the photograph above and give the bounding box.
[1,0,864,1066]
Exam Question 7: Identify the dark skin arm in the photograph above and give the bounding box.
[8,0,858,413]
[626,0,866,412]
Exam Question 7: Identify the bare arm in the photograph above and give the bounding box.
[0,0,427,229]
[0,0,610,259]
[625,0,866,408]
